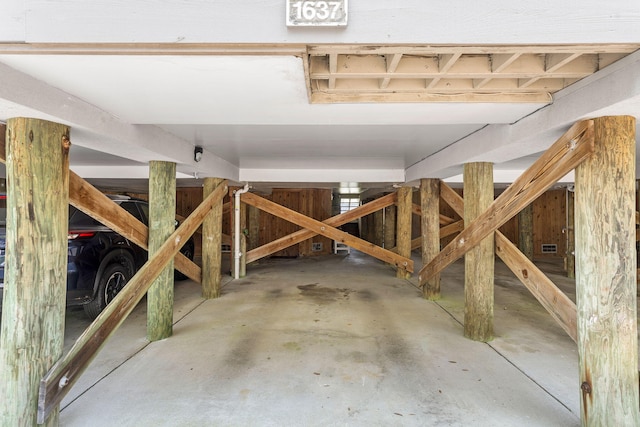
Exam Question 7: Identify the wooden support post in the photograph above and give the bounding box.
[147,161,176,341]
[518,203,534,261]
[202,178,224,298]
[443,181,578,342]
[384,204,396,248]
[566,189,575,278]
[419,120,594,283]
[0,118,70,426]
[463,162,494,342]
[362,212,371,242]
[575,116,639,426]
[228,186,236,277]
[373,209,384,247]
[420,179,441,299]
[38,181,228,423]
[239,200,247,278]
[67,171,200,282]
[396,187,412,279]
[248,204,260,250]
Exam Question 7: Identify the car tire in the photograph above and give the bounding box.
[174,244,194,281]
[84,262,132,319]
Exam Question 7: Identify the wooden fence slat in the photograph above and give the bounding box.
[37,181,228,424]
[245,192,397,264]
[419,120,594,283]
[243,192,413,272]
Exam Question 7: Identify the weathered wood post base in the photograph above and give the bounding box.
[575,116,639,426]
[463,162,494,342]
[420,178,441,299]
[147,160,176,341]
[0,118,70,426]
[396,186,412,279]
[202,178,224,298]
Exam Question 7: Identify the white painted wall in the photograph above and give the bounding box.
[2,1,639,44]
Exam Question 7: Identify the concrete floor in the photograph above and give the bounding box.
[58,251,580,426]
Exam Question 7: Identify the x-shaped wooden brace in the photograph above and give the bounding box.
[242,192,414,273]
[419,119,594,285]
[439,181,578,342]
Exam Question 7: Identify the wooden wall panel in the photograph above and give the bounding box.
[533,189,566,258]
[269,190,301,257]
[260,188,333,258]
[310,189,333,256]
[176,188,203,257]
[123,186,566,262]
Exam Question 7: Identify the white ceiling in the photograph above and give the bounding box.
[1,2,640,195]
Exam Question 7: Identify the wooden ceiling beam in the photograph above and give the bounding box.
[380,53,403,89]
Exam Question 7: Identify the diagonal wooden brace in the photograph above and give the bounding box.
[419,119,594,283]
[242,192,414,273]
[37,181,228,424]
[246,192,397,264]
[0,139,204,283]
[437,181,577,341]
[68,171,201,282]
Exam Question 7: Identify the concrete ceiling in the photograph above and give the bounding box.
[1,2,640,195]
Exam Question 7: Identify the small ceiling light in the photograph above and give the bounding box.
[194,146,203,162]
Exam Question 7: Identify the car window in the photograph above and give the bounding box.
[68,206,103,227]
[120,201,146,225]
[137,202,149,225]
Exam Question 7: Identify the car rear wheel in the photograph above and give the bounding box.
[84,262,132,319]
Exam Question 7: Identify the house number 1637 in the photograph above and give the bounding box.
[286,0,348,26]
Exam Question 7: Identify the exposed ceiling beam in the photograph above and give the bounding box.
[405,49,640,182]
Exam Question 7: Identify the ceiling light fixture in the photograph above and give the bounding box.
[194,146,203,162]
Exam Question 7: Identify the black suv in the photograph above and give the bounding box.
[0,195,194,318]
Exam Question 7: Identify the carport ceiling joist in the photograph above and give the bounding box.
[306,44,639,103]
[1,43,637,105]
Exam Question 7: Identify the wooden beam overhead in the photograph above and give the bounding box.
[0,42,636,104]
[306,44,638,103]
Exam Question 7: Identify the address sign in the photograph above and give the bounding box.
[286,0,348,27]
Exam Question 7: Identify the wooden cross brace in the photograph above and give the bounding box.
[37,180,228,424]
[242,192,414,273]
[419,119,594,285]
[246,192,398,264]
[69,171,202,282]
[439,181,577,342]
